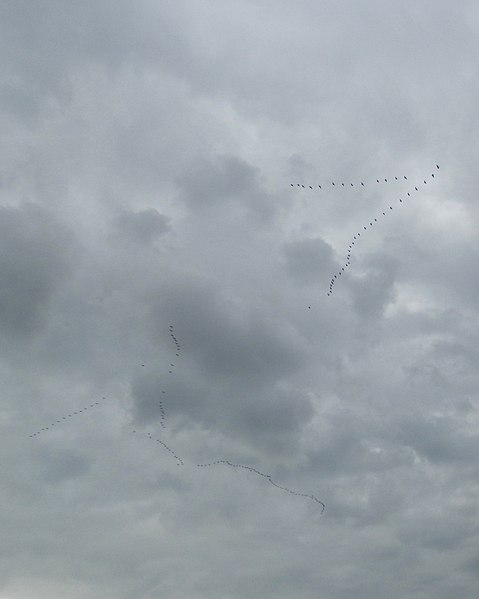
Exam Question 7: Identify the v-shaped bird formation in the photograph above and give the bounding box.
[291,165,440,297]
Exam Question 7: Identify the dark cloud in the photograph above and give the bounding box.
[177,153,275,221]
[0,203,78,339]
[112,208,170,245]
[282,237,334,285]
[350,253,399,319]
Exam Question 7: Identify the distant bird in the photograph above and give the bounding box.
[361,182,364,186]
[436,164,439,169]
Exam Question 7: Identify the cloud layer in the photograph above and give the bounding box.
[2,1,479,598]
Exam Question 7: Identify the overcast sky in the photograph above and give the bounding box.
[2,1,479,598]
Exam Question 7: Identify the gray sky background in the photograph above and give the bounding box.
[2,1,479,598]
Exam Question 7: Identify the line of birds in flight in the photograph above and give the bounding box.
[197,459,325,513]
[292,164,440,302]
[290,167,438,190]
[28,324,326,512]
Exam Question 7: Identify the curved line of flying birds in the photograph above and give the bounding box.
[291,165,440,302]
[197,460,326,513]
[28,324,326,512]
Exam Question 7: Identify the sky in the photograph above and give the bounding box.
[1,1,479,597]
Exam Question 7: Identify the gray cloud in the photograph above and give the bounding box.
[0,203,78,339]
[2,1,479,598]
[112,208,170,245]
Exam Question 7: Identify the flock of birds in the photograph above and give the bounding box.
[25,162,446,520]
[29,324,326,512]
[291,165,440,300]
[28,399,107,438]
[26,163,444,516]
